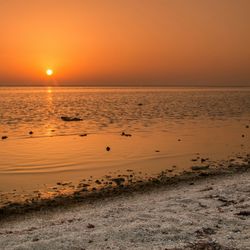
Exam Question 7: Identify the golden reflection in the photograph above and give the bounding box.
[47,87,52,94]
[45,87,56,136]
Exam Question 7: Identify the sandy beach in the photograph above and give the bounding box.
[0,164,249,250]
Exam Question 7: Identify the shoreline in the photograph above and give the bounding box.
[1,157,249,220]
[0,163,249,249]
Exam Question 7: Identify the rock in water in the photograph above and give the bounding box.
[121,132,132,137]
[80,133,87,137]
[61,116,82,122]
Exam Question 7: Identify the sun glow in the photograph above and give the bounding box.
[46,69,53,76]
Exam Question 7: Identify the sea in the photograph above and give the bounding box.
[0,87,250,206]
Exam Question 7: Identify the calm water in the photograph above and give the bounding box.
[1,87,250,137]
[0,87,250,204]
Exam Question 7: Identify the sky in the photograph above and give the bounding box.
[0,0,250,86]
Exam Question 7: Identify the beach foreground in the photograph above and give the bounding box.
[0,167,249,250]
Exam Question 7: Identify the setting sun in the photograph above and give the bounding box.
[46,69,53,76]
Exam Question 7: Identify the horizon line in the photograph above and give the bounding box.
[0,83,250,88]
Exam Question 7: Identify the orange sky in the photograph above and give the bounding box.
[0,0,249,86]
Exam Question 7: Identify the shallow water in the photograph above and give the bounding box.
[0,87,250,205]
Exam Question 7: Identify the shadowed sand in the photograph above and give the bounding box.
[0,163,249,250]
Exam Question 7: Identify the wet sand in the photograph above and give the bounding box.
[0,161,249,249]
[0,153,249,217]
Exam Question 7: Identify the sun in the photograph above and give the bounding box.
[46,69,53,76]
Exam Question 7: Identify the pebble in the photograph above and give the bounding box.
[1,136,8,140]
[80,134,87,137]
[95,180,102,185]
[112,178,125,185]
[87,223,95,229]
[191,165,210,171]
[121,132,132,137]
[106,146,111,151]
[201,158,207,163]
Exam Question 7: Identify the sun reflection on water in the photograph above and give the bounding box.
[45,87,56,136]
[47,87,52,94]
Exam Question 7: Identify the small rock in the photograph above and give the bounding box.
[246,125,249,128]
[112,178,125,185]
[236,211,250,216]
[201,158,207,163]
[199,172,209,176]
[80,134,87,137]
[87,223,95,229]
[106,146,111,151]
[121,132,132,137]
[191,165,209,171]
[195,227,216,236]
[200,186,213,192]
[155,150,160,153]
[61,116,82,122]
[242,134,245,138]
[95,180,102,185]
[198,202,207,208]
[29,131,33,135]
[81,183,90,187]
[1,136,8,140]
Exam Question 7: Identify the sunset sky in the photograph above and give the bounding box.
[0,0,249,86]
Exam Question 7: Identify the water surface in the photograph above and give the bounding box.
[0,87,249,205]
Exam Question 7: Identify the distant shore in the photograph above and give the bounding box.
[0,161,249,249]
